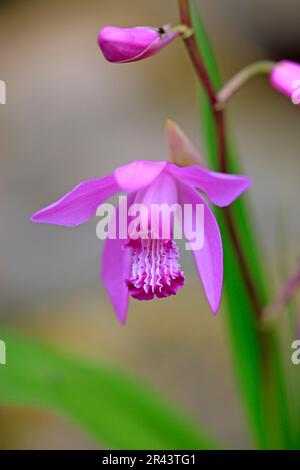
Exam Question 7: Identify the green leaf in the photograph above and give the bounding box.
[189,0,291,449]
[0,331,215,450]
[276,212,300,448]
[200,93,269,305]
[217,214,268,447]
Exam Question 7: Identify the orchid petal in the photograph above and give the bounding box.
[133,172,179,238]
[114,160,167,193]
[169,163,251,207]
[101,201,132,325]
[179,183,223,314]
[31,174,119,227]
[135,172,178,207]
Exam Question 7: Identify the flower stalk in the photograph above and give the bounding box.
[170,24,194,39]
[216,61,275,111]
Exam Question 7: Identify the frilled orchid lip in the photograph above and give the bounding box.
[98,25,179,63]
[31,121,252,324]
[125,236,185,301]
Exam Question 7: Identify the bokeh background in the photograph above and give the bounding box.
[0,0,299,449]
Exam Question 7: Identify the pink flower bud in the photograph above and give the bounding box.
[270,60,300,105]
[98,25,179,63]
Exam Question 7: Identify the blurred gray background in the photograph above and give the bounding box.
[0,0,299,449]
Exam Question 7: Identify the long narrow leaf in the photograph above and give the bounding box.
[190,0,291,448]
[0,331,215,450]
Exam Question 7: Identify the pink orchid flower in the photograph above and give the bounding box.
[270,60,300,104]
[98,25,179,63]
[31,122,251,324]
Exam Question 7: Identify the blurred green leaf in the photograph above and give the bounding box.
[276,211,300,448]
[190,0,291,449]
[217,215,268,447]
[0,331,215,450]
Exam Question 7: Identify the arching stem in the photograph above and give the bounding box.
[216,61,274,110]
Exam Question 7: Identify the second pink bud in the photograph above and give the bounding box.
[270,60,300,105]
